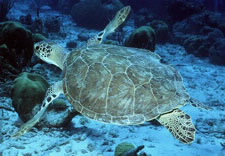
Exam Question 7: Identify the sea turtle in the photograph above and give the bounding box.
[13,6,198,144]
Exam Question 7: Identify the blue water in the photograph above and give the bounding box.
[0,0,224,156]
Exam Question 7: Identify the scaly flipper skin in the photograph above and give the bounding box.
[157,109,196,144]
[103,5,131,36]
[87,6,131,46]
[12,81,63,137]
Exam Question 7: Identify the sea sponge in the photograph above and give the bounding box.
[11,72,78,127]
[115,142,145,156]
[183,35,211,57]
[149,20,169,44]
[0,21,34,79]
[209,38,225,65]
[11,72,49,122]
[125,26,156,52]
[114,142,135,156]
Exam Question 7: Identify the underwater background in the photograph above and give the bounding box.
[0,0,224,155]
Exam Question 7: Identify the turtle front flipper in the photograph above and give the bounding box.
[103,5,131,37]
[157,109,196,144]
[87,6,131,46]
[12,80,63,137]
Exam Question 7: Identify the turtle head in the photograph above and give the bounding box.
[34,41,67,70]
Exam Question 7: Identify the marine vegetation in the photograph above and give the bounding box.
[0,21,34,80]
[0,0,14,21]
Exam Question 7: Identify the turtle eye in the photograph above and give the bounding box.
[35,46,40,50]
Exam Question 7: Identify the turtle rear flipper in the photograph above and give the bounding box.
[157,109,196,144]
[12,80,63,137]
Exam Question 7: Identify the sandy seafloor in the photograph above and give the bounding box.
[0,2,225,156]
